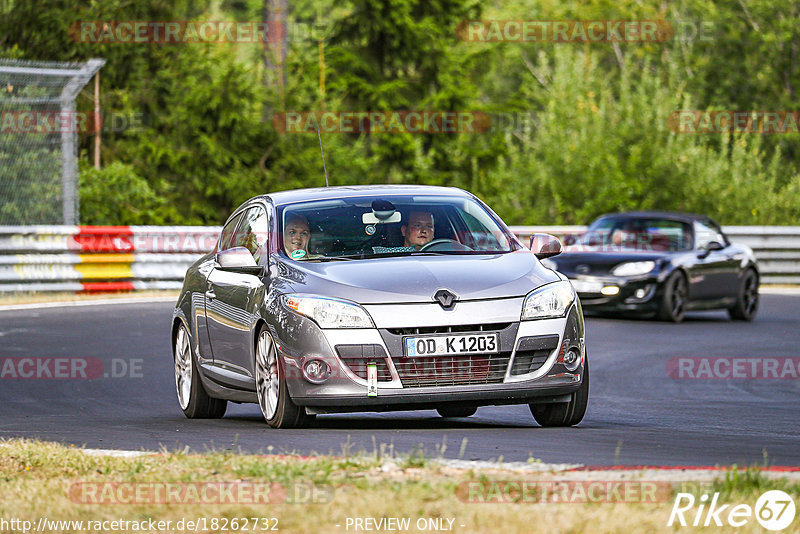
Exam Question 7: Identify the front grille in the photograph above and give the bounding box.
[510,335,559,375]
[339,358,393,382]
[335,344,392,382]
[510,350,551,375]
[390,353,510,388]
[387,323,512,336]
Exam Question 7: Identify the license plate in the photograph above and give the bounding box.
[404,333,499,357]
[570,279,603,294]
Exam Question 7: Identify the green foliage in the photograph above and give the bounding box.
[78,161,166,225]
[1,0,798,225]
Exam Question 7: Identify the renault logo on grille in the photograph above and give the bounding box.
[433,289,457,310]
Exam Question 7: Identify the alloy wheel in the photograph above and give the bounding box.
[174,326,192,410]
[743,274,758,316]
[255,331,280,420]
[671,276,686,317]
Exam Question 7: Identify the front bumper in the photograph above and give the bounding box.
[568,275,661,314]
[272,298,585,409]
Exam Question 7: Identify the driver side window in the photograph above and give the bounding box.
[219,212,245,251]
[234,206,269,264]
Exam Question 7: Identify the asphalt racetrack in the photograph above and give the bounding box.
[1,293,798,466]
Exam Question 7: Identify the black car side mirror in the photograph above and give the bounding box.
[216,247,265,276]
[698,240,725,258]
[529,233,563,259]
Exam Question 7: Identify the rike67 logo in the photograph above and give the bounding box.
[668,490,796,531]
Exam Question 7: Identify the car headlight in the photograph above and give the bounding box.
[611,261,656,277]
[284,294,375,328]
[521,281,575,320]
[539,258,557,270]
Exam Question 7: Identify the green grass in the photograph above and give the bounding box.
[1,439,798,533]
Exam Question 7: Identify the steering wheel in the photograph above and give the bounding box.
[420,238,473,252]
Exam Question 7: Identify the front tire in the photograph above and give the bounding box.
[658,271,687,323]
[174,324,227,419]
[436,405,478,418]
[530,356,588,427]
[728,269,758,321]
[255,328,312,429]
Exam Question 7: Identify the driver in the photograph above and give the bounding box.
[401,211,435,250]
[283,214,314,260]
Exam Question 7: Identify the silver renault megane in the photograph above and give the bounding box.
[171,185,588,428]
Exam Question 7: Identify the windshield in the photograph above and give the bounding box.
[579,216,693,252]
[278,195,518,261]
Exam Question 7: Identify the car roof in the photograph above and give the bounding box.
[258,185,470,206]
[596,211,713,223]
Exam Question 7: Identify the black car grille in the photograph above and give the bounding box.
[390,353,511,388]
[339,358,393,382]
[387,323,512,336]
[510,335,559,376]
[335,344,393,382]
[510,351,551,375]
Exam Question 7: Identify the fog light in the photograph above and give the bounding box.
[634,288,647,299]
[303,359,330,383]
[600,285,620,296]
[563,348,581,372]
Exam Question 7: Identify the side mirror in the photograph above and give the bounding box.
[697,240,724,258]
[529,233,563,259]
[216,247,264,275]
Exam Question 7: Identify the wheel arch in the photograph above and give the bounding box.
[171,315,190,358]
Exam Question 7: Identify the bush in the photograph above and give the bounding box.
[79,161,166,225]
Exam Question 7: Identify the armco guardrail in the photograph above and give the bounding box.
[513,225,800,285]
[0,225,797,292]
[0,226,220,293]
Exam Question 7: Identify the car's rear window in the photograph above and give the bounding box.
[277,195,518,261]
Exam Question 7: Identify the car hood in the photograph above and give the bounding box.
[275,250,559,304]
[550,249,672,276]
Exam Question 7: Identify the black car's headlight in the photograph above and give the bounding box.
[284,294,375,328]
[521,281,575,320]
[611,260,656,277]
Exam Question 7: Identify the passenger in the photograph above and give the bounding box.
[401,211,435,250]
[283,214,313,260]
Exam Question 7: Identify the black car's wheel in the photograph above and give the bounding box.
[728,269,759,321]
[436,405,478,418]
[255,328,311,429]
[174,323,227,419]
[658,271,687,323]
[530,356,589,427]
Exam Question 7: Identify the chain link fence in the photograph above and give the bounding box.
[0,58,104,225]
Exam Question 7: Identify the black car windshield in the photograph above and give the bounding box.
[580,217,693,252]
[278,195,518,261]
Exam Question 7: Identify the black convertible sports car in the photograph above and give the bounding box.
[539,212,759,322]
